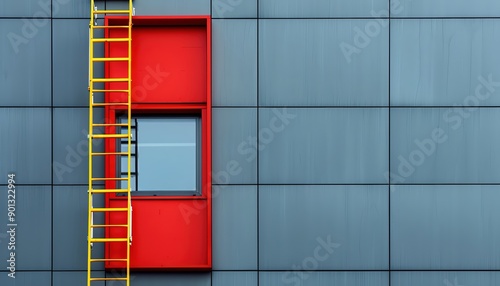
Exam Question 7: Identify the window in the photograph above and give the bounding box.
[119,116,201,196]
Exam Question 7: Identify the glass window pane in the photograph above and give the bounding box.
[120,175,136,192]
[120,117,199,193]
[138,118,197,191]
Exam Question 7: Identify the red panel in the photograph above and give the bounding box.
[106,18,207,104]
[108,199,208,269]
[103,16,212,270]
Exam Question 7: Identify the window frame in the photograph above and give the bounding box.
[117,114,202,197]
[105,105,209,200]
[103,15,212,270]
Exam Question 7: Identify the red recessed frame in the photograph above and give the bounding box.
[102,16,211,270]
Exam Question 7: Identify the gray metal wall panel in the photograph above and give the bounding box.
[213,20,257,107]
[54,0,104,18]
[259,108,388,184]
[212,271,257,286]
[0,108,51,184]
[259,185,389,270]
[391,185,500,270]
[53,186,104,271]
[391,20,500,106]
[0,186,51,271]
[107,273,211,285]
[0,0,48,17]
[53,19,104,106]
[213,108,257,184]
[392,271,500,286]
[260,271,389,286]
[259,20,388,106]
[107,0,210,16]
[53,271,105,286]
[0,19,51,106]
[53,108,105,184]
[259,0,388,18]
[390,108,500,184]
[212,0,257,18]
[213,186,257,270]
[393,0,500,17]
[0,271,51,286]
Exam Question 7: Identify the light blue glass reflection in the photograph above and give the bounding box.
[120,118,198,192]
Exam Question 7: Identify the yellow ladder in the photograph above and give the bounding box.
[87,1,133,285]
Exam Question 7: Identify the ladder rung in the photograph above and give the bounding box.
[92,177,128,181]
[91,208,128,212]
[93,25,130,29]
[91,152,129,156]
[89,238,129,242]
[91,134,129,139]
[89,189,130,193]
[92,123,128,127]
[91,224,129,228]
[92,57,129,62]
[92,38,130,42]
[92,78,129,83]
[90,258,128,262]
[90,278,128,281]
[92,103,129,107]
[92,89,129,93]
[93,10,131,14]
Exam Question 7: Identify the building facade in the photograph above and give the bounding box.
[1,0,500,285]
